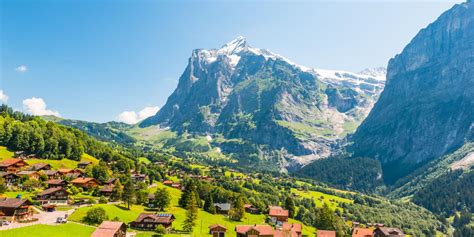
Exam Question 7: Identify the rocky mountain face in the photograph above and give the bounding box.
[141,37,385,170]
[351,1,474,184]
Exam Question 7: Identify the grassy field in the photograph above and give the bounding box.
[0,147,99,169]
[138,157,151,164]
[0,223,95,237]
[0,146,14,160]
[291,188,353,211]
[69,182,315,236]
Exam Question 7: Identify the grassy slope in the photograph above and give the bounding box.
[0,223,94,237]
[70,182,315,237]
[291,188,353,211]
[0,146,99,169]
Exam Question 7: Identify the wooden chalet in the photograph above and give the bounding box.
[45,179,68,188]
[171,183,182,190]
[244,204,260,214]
[373,227,405,237]
[100,185,115,196]
[268,206,289,225]
[282,223,302,237]
[0,172,19,186]
[130,213,175,230]
[77,161,92,169]
[352,227,373,237]
[0,198,32,222]
[0,158,28,172]
[214,203,231,215]
[17,170,40,180]
[91,221,127,237]
[235,225,274,237]
[71,177,99,189]
[36,187,69,205]
[43,170,61,180]
[209,224,227,237]
[29,162,52,171]
[317,230,336,237]
[103,178,118,185]
[163,180,173,186]
[131,174,147,182]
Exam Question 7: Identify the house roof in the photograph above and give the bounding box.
[209,224,227,230]
[317,230,336,237]
[133,213,175,224]
[58,168,72,174]
[269,206,289,217]
[0,158,26,167]
[78,161,92,165]
[17,171,38,175]
[30,162,50,170]
[235,225,274,236]
[45,179,67,185]
[100,185,114,193]
[0,172,19,178]
[104,178,117,184]
[37,187,68,196]
[163,180,173,184]
[91,221,125,237]
[376,227,404,236]
[214,203,231,211]
[352,228,373,237]
[0,198,30,208]
[44,170,59,175]
[71,177,97,184]
[283,223,302,233]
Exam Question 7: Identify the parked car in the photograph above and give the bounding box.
[0,220,10,226]
[56,217,67,223]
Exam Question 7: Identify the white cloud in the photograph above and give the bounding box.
[0,90,8,103]
[22,97,60,117]
[14,65,28,73]
[116,106,159,124]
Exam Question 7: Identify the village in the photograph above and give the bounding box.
[0,150,408,237]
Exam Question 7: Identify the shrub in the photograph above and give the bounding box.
[155,225,167,235]
[84,207,108,225]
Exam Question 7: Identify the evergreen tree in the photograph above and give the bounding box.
[122,180,135,209]
[203,193,216,214]
[315,203,335,230]
[111,179,123,201]
[285,196,296,218]
[182,194,198,232]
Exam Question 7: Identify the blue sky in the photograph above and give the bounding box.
[1,0,461,123]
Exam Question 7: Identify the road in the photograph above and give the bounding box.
[0,208,75,231]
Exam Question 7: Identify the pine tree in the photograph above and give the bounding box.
[155,187,171,211]
[122,180,135,209]
[285,196,296,218]
[182,194,198,232]
[204,193,216,214]
[111,179,123,201]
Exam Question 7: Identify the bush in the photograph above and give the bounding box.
[84,207,108,225]
[99,196,108,204]
[155,225,167,234]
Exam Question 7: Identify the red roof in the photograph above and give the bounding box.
[163,180,173,184]
[352,228,373,237]
[0,158,27,167]
[235,225,274,236]
[317,230,336,237]
[283,223,302,233]
[269,206,289,217]
[209,224,227,230]
[45,179,67,185]
[91,221,125,237]
[37,187,68,196]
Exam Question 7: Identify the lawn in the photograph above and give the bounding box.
[70,182,315,237]
[138,157,151,164]
[0,146,14,160]
[0,223,95,237]
[291,188,353,211]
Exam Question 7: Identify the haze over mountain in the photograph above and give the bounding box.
[140,36,386,170]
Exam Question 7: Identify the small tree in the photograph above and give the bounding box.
[111,179,123,201]
[203,193,216,214]
[84,207,108,225]
[155,225,167,235]
[284,196,295,218]
[0,178,7,194]
[229,195,245,221]
[155,188,171,211]
[122,180,135,209]
[182,194,198,232]
[99,196,108,204]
